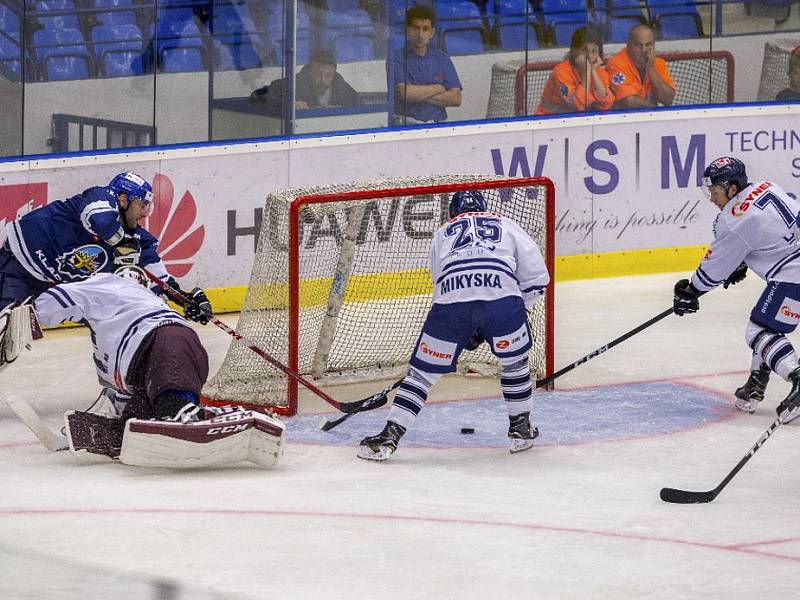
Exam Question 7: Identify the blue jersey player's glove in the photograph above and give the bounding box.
[113,236,141,266]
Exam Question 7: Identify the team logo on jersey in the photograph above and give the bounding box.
[55,244,108,280]
[415,333,456,366]
[776,298,800,325]
[492,324,529,354]
[144,173,205,278]
[612,72,625,85]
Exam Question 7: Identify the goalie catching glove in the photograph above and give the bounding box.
[673,279,704,316]
[112,235,141,266]
[0,303,42,368]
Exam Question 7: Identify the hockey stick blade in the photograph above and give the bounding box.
[3,394,69,452]
[319,382,398,431]
[659,487,716,504]
[660,414,784,505]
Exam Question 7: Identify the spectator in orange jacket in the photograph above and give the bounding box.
[607,24,675,109]
[535,26,614,115]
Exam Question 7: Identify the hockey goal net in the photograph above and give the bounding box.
[486,50,735,118]
[757,38,800,101]
[203,175,555,416]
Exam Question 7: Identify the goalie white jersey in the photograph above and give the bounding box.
[691,181,800,293]
[430,211,549,306]
[33,273,189,393]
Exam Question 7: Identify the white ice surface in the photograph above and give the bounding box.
[2,272,800,599]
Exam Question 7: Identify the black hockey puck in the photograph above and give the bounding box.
[460,427,475,434]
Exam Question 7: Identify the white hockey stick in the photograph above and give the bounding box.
[3,394,69,451]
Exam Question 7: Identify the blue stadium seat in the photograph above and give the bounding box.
[436,1,486,54]
[213,5,263,70]
[333,31,377,61]
[271,10,310,65]
[604,15,644,42]
[152,20,207,72]
[94,0,137,26]
[0,5,21,42]
[92,23,145,76]
[161,45,204,71]
[493,15,538,49]
[326,0,361,11]
[33,27,92,80]
[648,0,703,38]
[34,0,80,30]
[0,32,21,76]
[540,0,589,44]
[326,8,377,61]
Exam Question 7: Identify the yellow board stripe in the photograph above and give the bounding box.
[203,245,708,314]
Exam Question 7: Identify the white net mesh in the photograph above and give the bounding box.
[757,38,800,101]
[204,175,553,413]
[487,51,734,118]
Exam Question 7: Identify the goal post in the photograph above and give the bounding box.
[204,175,555,416]
[487,50,735,118]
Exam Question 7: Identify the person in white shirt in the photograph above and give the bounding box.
[357,190,550,461]
[673,156,800,423]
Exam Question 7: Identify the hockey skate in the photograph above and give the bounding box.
[357,421,406,462]
[777,368,800,424]
[734,364,770,414]
[508,412,538,454]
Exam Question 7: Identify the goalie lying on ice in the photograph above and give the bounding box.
[13,267,285,468]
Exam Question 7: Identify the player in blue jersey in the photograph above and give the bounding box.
[389,5,462,125]
[357,190,550,461]
[0,172,212,323]
[673,156,800,423]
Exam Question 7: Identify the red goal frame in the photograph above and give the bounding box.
[285,177,556,416]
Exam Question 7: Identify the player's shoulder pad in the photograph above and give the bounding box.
[81,186,119,205]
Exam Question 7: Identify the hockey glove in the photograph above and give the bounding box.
[723,262,748,289]
[464,330,484,351]
[184,287,213,324]
[113,236,141,266]
[673,279,701,316]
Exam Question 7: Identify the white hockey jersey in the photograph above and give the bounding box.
[430,211,550,306]
[691,181,800,293]
[33,273,190,394]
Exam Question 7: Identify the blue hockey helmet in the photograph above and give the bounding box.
[109,172,153,206]
[703,157,748,192]
[449,190,487,219]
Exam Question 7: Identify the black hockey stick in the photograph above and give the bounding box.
[143,270,386,415]
[320,307,676,431]
[660,411,787,504]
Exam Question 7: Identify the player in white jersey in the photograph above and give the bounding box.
[12,267,284,467]
[673,156,800,423]
[358,190,550,461]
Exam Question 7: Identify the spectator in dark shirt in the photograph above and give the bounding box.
[389,5,462,125]
[776,46,800,102]
[250,49,361,112]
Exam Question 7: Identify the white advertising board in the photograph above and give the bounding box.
[1,104,799,290]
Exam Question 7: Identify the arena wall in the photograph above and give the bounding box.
[2,102,799,312]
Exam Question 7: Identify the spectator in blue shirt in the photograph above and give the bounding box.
[389,5,463,125]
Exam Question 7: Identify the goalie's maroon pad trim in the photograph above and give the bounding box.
[127,411,283,443]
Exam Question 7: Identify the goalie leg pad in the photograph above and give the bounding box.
[120,410,285,469]
[65,410,124,462]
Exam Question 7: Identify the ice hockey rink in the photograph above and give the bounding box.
[2,271,800,599]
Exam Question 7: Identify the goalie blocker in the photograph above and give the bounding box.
[65,406,285,468]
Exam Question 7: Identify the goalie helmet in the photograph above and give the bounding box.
[703,157,748,192]
[449,190,487,219]
[109,172,153,206]
[114,265,148,287]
